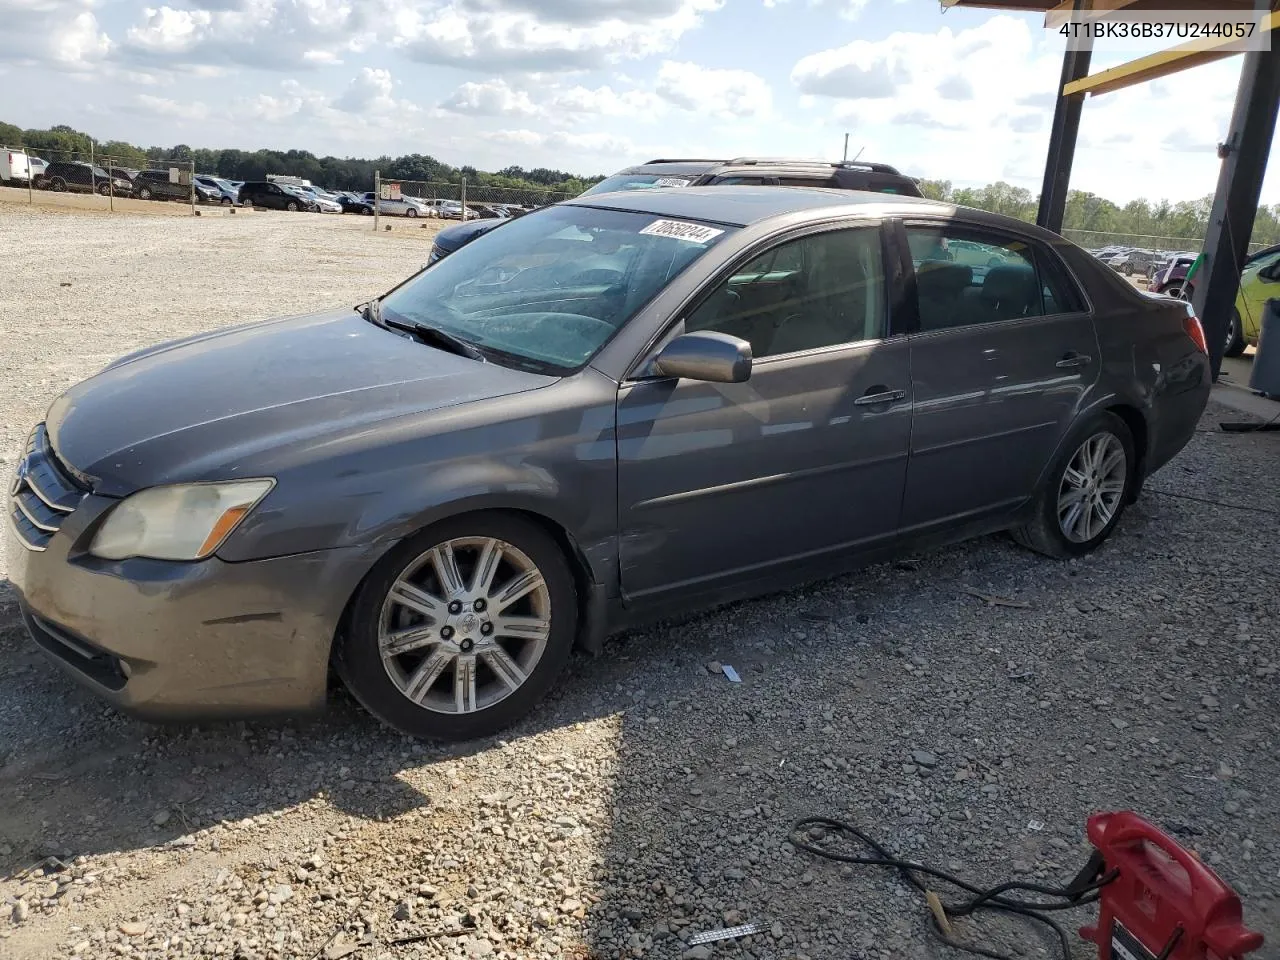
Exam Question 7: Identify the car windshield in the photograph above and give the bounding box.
[378,205,735,372]
[580,173,696,196]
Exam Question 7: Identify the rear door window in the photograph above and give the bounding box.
[905,225,1084,331]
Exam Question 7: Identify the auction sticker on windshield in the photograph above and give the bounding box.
[653,177,692,187]
[639,219,725,244]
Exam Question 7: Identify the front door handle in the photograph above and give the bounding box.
[854,387,906,406]
[1056,352,1092,369]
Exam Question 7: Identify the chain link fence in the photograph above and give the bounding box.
[0,147,201,212]
[364,175,573,227]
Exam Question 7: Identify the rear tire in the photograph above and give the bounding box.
[336,513,578,741]
[138,187,153,200]
[1224,309,1247,358]
[1011,412,1135,559]
[50,178,67,192]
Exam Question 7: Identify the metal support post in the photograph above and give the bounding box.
[374,169,381,232]
[1192,12,1280,380]
[1037,0,1093,233]
[460,176,467,221]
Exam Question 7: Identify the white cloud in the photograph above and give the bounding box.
[483,128,638,156]
[790,14,1246,204]
[395,0,722,71]
[0,0,110,69]
[233,72,420,134]
[440,78,540,117]
[656,60,771,118]
[335,67,399,113]
[120,0,377,70]
[136,93,209,120]
[550,84,663,117]
[440,76,665,123]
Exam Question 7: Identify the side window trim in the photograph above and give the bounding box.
[623,219,892,381]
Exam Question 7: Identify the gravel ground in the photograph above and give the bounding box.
[1,204,1278,960]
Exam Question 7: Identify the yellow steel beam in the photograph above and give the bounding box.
[1062,11,1278,97]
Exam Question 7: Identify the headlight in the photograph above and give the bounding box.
[90,479,274,561]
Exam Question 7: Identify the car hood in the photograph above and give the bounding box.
[45,309,556,496]
[435,218,505,252]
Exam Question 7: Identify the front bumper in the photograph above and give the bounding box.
[7,492,385,721]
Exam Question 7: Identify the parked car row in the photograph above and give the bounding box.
[1087,245,1165,279]
[326,192,532,219]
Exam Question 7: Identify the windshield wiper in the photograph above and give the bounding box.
[382,315,487,362]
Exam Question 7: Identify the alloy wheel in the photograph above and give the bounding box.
[378,537,551,714]
[1057,432,1127,543]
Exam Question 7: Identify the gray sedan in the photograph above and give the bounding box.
[7,188,1211,741]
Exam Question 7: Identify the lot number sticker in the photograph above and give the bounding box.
[639,219,725,244]
[653,177,692,187]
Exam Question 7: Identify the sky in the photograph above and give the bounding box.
[0,0,1275,204]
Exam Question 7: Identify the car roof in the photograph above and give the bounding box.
[567,185,951,228]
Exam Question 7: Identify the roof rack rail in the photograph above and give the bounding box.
[722,157,907,175]
[726,157,834,166]
[643,158,730,164]
[836,161,902,174]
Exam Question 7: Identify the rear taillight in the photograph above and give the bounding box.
[1183,313,1208,354]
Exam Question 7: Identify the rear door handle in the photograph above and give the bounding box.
[854,387,906,406]
[1056,353,1092,369]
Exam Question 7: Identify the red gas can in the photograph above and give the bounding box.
[1080,811,1263,960]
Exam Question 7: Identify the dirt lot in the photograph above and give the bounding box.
[1,205,1278,960]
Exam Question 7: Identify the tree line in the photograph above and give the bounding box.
[0,122,602,196]
[917,179,1280,251]
[5,121,1279,247]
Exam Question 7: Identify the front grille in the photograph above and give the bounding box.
[8,423,88,551]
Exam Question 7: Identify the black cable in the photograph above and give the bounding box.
[1145,487,1280,517]
[787,817,1117,960]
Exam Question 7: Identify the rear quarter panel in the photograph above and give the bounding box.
[1061,246,1210,479]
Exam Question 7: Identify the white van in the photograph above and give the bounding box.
[2,148,31,185]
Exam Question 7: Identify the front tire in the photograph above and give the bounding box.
[138,187,153,200]
[286,200,298,212]
[1011,412,1135,559]
[336,513,578,741]
[1224,309,1247,357]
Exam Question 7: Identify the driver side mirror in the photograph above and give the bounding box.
[1259,261,1280,283]
[652,331,752,383]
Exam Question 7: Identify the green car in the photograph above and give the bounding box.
[1228,245,1280,356]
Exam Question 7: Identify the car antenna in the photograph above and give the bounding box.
[852,146,865,163]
